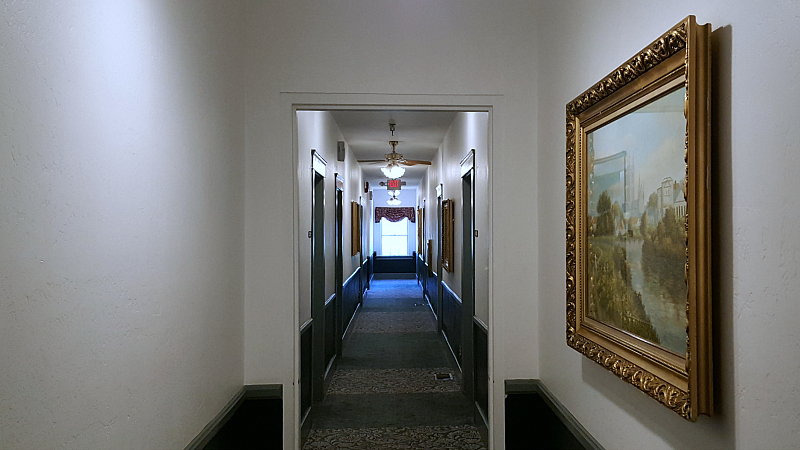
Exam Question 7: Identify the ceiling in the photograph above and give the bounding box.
[330,110,457,189]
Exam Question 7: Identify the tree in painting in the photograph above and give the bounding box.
[586,87,689,354]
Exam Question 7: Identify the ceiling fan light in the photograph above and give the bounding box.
[381,163,405,178]
[387,197,401,206]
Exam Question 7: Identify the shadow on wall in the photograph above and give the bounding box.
[709,22,735,446]
[578,23,735,450]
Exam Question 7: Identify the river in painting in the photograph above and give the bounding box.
[585,87,688,355]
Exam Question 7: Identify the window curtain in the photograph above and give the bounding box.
[374,207,415,223]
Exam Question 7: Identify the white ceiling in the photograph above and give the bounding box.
[330,110,457,189]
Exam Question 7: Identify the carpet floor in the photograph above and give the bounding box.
[304,275,486,449]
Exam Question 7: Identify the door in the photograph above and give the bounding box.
[436,190,444,333]
[335,175,344,358]
[461,166,475,399]
[311,152,326,403]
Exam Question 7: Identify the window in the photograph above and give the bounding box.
[380,217,408,256]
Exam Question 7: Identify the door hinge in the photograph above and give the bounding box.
[308,231,312,238]
[474,230,479,238]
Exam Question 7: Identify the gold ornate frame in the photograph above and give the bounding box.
[418,207,424,255]
[566,16,712,420]
[351,201,360,256]
[442,199,454,272]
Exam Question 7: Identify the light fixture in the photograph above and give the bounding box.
[381,162,405,178]
[386,190,401,205]
[357,126,432,176]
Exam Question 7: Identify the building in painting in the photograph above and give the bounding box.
[588,150,631,216]
[651,177,686,222]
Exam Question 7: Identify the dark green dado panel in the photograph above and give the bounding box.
[474,319,489,419]
[300,321,312,419]
[505,380,603,450]
[419,261,438,317]
[187,385,283,450]
[324,295,336,372]
[373,255,416,273]
[441,282,462,365]
[342,268,361,337]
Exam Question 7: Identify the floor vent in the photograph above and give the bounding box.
[434,372,454,381]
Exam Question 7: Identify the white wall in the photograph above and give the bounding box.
[0,2,245,449]
[419,155,442,270]
[366,189,374,257]
[244,2,538,446]
[344,131,368,275]
[536,1,800,449]
[296,112,363,325]
[415,177,430,262]
[418,113,490,324]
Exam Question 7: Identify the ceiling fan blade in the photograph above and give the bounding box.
[357,160,387,164]
[400,160,432,166]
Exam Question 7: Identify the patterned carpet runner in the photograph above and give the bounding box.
[304,276,486,449]
[304,426,484,449]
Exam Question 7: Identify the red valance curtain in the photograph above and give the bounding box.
[374,207,415,223]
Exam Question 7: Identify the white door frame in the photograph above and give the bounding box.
[282,92,502,449]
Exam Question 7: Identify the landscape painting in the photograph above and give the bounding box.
[585,87,688,355]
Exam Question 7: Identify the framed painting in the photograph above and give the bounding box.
[427,239,434,276]
[442,199,454,272]
[418,207,424,255]
[566,16,712,420]
[351,201,360,256]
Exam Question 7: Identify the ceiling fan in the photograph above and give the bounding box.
[358,140,432,166]
[358,124,433,168]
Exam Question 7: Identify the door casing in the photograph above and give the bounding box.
[287,94,498,449]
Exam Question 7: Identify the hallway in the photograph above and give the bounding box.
[303,275,486,449]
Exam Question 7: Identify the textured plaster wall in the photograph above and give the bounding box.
[419,113,490,324]
[244,1,538,446]
[0,2,245,448]
[296,111,362,326]
[345,131,367,274]
[364,172,374,257]
[420,152,442,269]
[536,1,800,449]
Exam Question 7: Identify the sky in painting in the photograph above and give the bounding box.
[590,87,686,199]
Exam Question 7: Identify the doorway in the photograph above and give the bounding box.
[288,95,497,449]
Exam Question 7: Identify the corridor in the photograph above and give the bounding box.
[303,275,486,449]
